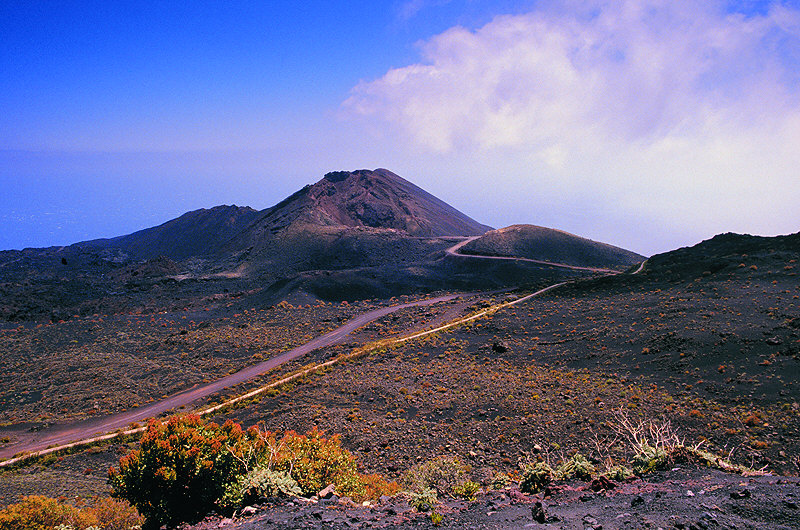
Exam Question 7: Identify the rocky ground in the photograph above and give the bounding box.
[0,299,370,424]
[186,468,800,529]
[0,232,797,530]
[202,254,799,480]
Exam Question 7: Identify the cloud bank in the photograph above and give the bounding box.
[343,0,800,253]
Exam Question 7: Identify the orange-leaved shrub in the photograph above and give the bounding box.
[109,416,398,528]
[266,428,398,501]
[89,496,146,530]
[0,495,97,530]
[0,495,142,530]
[268,428,364,499]
[108,414,256,529]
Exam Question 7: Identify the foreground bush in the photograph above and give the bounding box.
[0,495,142,530]
[269,428,367,499]
[556,453,596,480]
[86,497,144,530]
[519,461,554,493]
[109,415,254,528]
[0,496,96,530]
[109,416,398,528]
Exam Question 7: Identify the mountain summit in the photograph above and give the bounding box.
[0,167,649,317]
[247,168,491,238]
[69,169,488,262]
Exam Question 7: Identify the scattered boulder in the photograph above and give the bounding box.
[492,341,509,353]
[590,476,615,492]
[730,488,751,499]
[318,484,336,499]
[531,501,547,523]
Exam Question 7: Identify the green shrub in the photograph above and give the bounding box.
[219,467,302,509]
[630,444,669,474]
[108,415,254,529]
[404,456,471,497]
[491,472,512,490]
[408,488,438,512]
[452,480,480,500]
[601,465,635,481]
[555,453,596,481]
[520,461,553,493]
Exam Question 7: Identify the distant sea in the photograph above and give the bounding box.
[0,149,295,251]
[0,206,166,251]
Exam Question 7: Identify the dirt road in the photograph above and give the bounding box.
[0,244,645,464]
[0,293,465,461]
[444,237,621,273]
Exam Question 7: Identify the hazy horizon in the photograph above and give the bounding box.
[3,1,799,256]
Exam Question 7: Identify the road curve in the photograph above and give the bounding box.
[0,242,646,463]
[0,293,465,460]
[444,237,622,274]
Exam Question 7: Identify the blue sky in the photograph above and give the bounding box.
[2,0,799,255]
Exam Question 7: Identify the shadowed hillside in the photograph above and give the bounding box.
[640,231,800,281]
[73,205,261,261]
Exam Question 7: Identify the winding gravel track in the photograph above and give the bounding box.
[0,240,646,465]
[445,236,622,273]
[0,294,464,462]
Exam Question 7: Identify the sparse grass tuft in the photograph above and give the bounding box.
[610,408,764,476]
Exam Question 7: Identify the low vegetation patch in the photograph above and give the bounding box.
[0,495,142,530]
[108,414,398,529]
[610,408,763,476]
[519,409,761,494]
[403,456,480,510]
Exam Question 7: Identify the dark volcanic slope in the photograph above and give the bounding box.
[460,224,645,270]
[232,168,492,243]
[73,205,260,260]
[642,230,800,280]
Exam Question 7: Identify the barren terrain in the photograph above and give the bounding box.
[0,232,797,530]
[0,170,797,529]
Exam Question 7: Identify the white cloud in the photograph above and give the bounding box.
[396,0,455,23]
[397,0,427,21]
[342,0,800,253]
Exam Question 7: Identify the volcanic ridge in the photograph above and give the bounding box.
[0,168,642,321]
